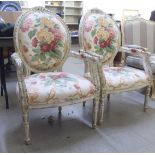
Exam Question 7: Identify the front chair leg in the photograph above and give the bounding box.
[92,97,99,129]
[22,105,30,145]
[98,95,105,125]
[144,86,151,112]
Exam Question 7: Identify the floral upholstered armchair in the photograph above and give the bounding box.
[78,8,153,124]
[11,7,101,145]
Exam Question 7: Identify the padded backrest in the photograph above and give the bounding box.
[14,7,70,72]
[79,8,120,64]
[123,18,155,53]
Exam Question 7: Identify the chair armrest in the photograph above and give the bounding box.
[70,50,102,92]
[11,53,29,104]
[120,45,150,57]
[123,45,146,50]
[79,49,104,61]
[70,50,83,59]
[11,53,25,80]
[70,50,103,62]
[11,53,28,89]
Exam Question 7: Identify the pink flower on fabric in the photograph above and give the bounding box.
[40,44,51,52]
[51,72,66,80]
[94,36,98,44]
[50,41,56,50]
[39,41,56,53]
[21,18,33,32]
[48,28,64,41]
[84,20,93,32]
[40,75,46,80]
[131,49,137,53]
[31,81,37,85]
[32,37,38,47]
[74,84,80,90]
[99,39,111,48]
[109,29,115,39]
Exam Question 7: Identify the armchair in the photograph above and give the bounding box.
[11,7,100,145]
[78,8,153,124]
[121,18,155,74]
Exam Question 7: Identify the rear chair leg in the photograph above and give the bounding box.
[98,96,105,125]
[144,86,151,112]
[92,98,99,129]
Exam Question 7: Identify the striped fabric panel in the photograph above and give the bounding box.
[140,21,147,48]
[146,21,155,53]
[124,22,133,44]
[132,20,141,45]
[123,19,155,53]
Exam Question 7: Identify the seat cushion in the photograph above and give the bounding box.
[126,55,155,74]
[22,72,95,105]
[103,66,149,91]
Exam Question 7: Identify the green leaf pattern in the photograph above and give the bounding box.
[28,29,37,39]
[20,15,66,70]
[83,15,118,61]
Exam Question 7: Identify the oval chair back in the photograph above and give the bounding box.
[79,8,121,64]
[14,6,70,73]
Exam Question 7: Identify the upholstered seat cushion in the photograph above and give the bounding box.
[84,66,149,92]
[19,72,95,105]
[126,55,155,74]
[103,66,149,91]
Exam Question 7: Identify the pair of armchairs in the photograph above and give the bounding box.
[12,7,153,145]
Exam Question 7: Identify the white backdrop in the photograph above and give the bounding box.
[3,0,153,21]
[83,0,155,20]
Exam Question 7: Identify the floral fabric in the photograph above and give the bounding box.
[21,72,95,105]
[103,66,149,91]
[79,11,120,63]
[17,11,69,72]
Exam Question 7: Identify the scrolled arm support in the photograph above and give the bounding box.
[70,50,104,94]
[11,53,29,105]
[70,50,103,62]
[11,53,25,81]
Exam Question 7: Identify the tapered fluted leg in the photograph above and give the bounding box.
[92,98,99,129]
[83,101,86,107]
[98,96,104,125]
[144,86,151,112]
[22,105,30,145]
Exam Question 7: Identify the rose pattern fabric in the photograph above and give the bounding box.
[81,13,119,63]
[20,72,95,105]
[103,66,149,91]
[18,13,68,71]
